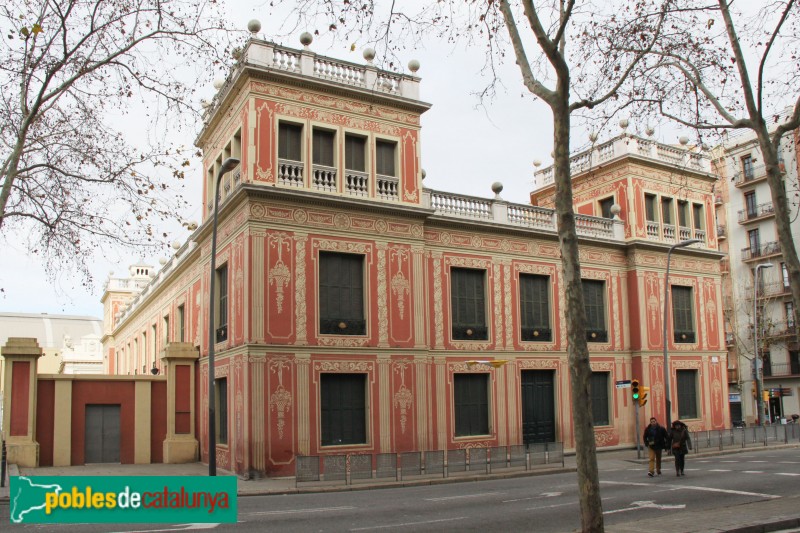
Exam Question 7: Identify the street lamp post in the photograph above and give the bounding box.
[663,238,701,429]
[207,157,240,476]
[753,262,774,426]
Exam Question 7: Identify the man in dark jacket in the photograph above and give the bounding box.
[667,420,693,476]
[643,417,669,476]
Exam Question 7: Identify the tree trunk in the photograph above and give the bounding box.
[552,99,604,532]
[755,128,800,342]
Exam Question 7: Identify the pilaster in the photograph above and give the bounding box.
[1,337,43,467]
[162,342,199,463]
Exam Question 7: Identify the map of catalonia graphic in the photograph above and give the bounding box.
[10,477,64,524]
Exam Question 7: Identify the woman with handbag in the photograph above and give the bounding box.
[667,420,693,476]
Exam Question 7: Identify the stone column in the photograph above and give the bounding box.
[162,342,200,463]
[1,338,43,467]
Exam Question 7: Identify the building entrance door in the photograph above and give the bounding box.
[521,370,555,444]
[85,404,121,463]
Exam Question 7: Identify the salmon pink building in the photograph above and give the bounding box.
[2,35,728,475]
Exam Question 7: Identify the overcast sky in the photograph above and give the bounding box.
[0,1,682,319]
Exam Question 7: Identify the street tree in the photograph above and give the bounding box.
[279,1,670,530]
[628,0,800,340]
[0,0,234,286]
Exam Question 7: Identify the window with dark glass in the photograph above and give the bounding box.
[745,191,757,218]
[790,351,800,375]
[742,154,754,180]
[321,373,366,446]
[599,197,615,219]
[319,252,365,335]
[375,140,396,177]
[454,373,489,437]
[215,264,228,342]
[345,134,366,171]
[312,129,335,167]
[582,279,607,342]
[661,197,673,224]
[748,228,760,254]
[787,301,796,329]
[590,372,610,426]
[520,274,551,341]
[278,122,302,161]
[216,377,228,444]
[177,304,185,343]
[678,200,689,227]
[671,285,695,343]
[692,203,704,230]
[677,370,698,419]
[644,194,657,222]
[451,268,488,340]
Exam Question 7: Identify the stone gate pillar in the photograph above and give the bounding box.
[1,338,43,467]
[162,342,199,463]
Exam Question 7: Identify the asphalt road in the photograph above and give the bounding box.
[3,447,800,532]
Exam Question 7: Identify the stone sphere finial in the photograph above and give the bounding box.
[171,240,181,250]
[159,257,167,266]
[200,98,211,109]
[589,131,599,142]
[491,181,504,197]
[408,59,420,73]
[299,32,313,48]
[619,118,629,130]
[363,47,376,63]
[679,135,689,145]
[213,78,224,90]
[533,159,542,167]
[610,203,622,216]
[247,19,261,34]
[645,125,655,137]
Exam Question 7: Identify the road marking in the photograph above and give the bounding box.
[708,469,732,472]
[110,525,219,532]
[249,506,356,516]
[742,471,764,474]
[350,517,468,531]
[779,461,800,464]
[604,501,685,515]
[602,480,780,499]
[503,492,561,503]
[748,460,768,463]
[526,502,575,511]
[776,473,800,476]
[426,492,503,502]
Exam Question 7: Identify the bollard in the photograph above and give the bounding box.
[1,438,6,488]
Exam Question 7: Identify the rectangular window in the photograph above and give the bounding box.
[661,197,673,225]
[644,194,657,222]
[375,140,396,177]
[520,274,551,341]
[671,285,695,343]
[742,155,754,180]
[151,324,157,371]
[590,372,610,426]
[319,252,365,335]
[278,122,302,161]
[782,263,790,289]
[141,332,147,374]
[677,370,698,419]
[748,228,760,253]
[216,264,228,342]
[216,377,228,445]
[312,128,335,167]
[745,191,757,218]
[177,305,185,343]
[454,373,489,437]
[678,200,689,227]
[582,279,607,342]
[345,134,366,172]
[320,373,367,446]
[692,203,704,230]
[162,316,169,346]
[787,301,796,329]
[451,268,488,340]
[599,197,614,219]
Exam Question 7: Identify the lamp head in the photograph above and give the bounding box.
[218,157,240,176]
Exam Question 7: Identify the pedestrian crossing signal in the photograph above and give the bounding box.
[632,379,640,400]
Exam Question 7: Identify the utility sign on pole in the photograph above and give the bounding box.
[616,380,632,389]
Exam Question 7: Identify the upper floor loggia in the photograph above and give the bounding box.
[195,30,430,220]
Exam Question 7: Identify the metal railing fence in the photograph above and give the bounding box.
[690,424,800,453]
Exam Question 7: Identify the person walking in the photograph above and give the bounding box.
[643,417,668,476]
[667,420,693,476]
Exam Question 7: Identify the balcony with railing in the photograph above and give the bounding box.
[278,158,305,187]
[765,320,797,340]
[757,281,792,299]
[533,134,712,188]
[738,202,775,224]
[727,367,739,383]
[762,361,800,378]
[734,162,777,188]
[717,224,726,239]
[742,241,781,262]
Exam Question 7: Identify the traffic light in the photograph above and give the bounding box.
[639,386,650,407]
[632,379,640,401]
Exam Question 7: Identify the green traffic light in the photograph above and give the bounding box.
[633,392,639,399]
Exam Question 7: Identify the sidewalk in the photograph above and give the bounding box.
[2,444,799,533]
